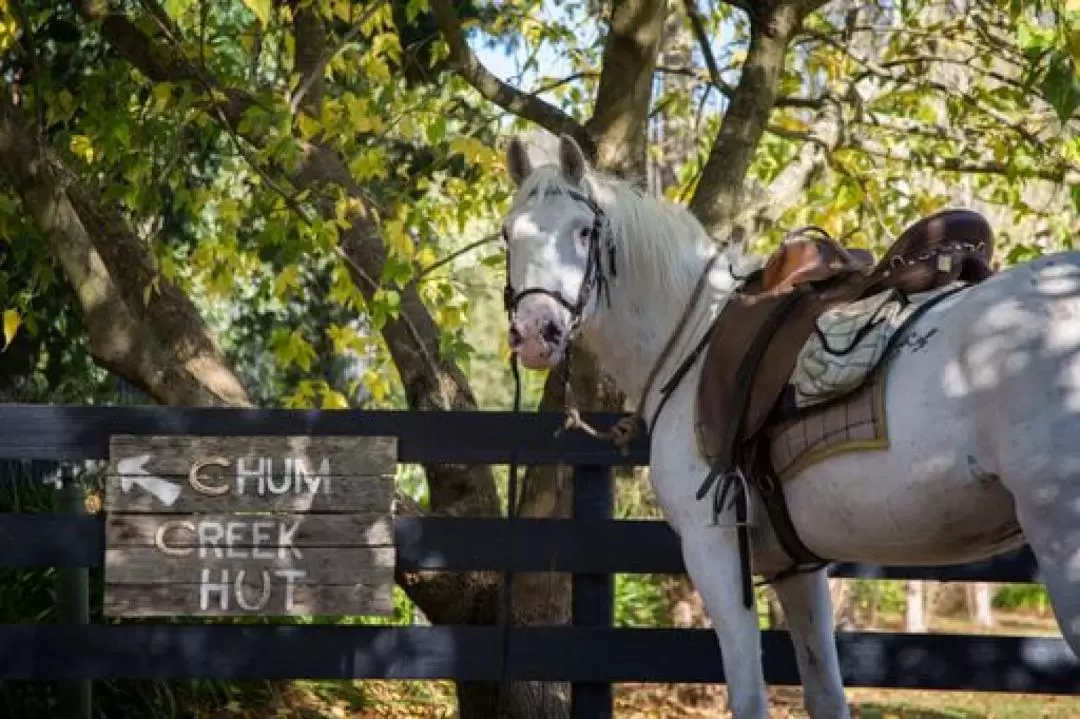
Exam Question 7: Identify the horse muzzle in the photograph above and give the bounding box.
[508,316,568,369]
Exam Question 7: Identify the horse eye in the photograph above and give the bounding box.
[577,226,592,242]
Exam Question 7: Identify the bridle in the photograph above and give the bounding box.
[502,185,617,335]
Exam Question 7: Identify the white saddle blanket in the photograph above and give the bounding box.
[790,282,964,409]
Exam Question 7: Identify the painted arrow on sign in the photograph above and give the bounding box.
[116,454,182,507]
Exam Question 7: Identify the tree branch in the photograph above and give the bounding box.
[417,233,500,281]
[806,26,1047,148]
[428,0,591,154]
[0,98,251,407]
[688,0,815,236]
[289,0,329,115]
[585,0,668,178]
[682,0,734,96]
[289,0,388,116]
[850,137,1080,185]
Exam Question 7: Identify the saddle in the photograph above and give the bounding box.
[694,209,994,579]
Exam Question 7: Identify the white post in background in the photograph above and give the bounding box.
[905,581,926,633]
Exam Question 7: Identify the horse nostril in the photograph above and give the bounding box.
[541,322,562,344]
[508,326,523,348]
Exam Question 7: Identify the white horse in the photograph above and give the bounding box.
[497,133,1080,718]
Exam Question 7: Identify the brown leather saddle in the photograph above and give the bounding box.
[693,209,994,588]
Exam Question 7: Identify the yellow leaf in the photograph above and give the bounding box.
[348,147,388,182]
[383,219,414,259]
[448,136,497,168]
[322,389,349,409]
[151,83,173,113]
[992,139,1008,163]
[287,332,317,372]
[363,56,392,85]
[363,369,391,404]
[0,17,18,55]
[438,304,465,330]
[274,266,300,299]
[2,308,20,348]
[772,114,808,132]
[325,0,347,21]
[69,134,95,163]
[297,112,322,140]
[818,208,842,237]
[415,246,437,269]
[242,0,271,25]
[344,94,383,133]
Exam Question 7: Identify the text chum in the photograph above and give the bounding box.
[200,456,332,496]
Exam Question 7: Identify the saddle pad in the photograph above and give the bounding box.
[766,367,888,482]
[790,282,965,410]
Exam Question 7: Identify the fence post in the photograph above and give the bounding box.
[570,464,613,719]
[55,463,92,719]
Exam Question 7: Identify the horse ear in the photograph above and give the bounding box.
[505,137,532,186]
[558,133,587,185]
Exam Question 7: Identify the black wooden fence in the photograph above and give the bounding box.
[1,403,1079,719]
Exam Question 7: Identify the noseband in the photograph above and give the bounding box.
[502,186,617,336]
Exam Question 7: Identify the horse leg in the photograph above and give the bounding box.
[771,569,850,718]
[679,525,769,719]
[1014,493,1080,657]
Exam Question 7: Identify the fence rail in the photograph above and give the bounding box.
[1,403,1077,719]
[0,514,1044,582]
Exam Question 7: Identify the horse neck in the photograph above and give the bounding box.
[581,242,736,411]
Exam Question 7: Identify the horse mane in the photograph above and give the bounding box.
[509,136,758,299]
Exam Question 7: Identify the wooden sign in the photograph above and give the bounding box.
[103,435,397,618]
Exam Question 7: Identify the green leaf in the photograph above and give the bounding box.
[1040,51,1080,123]
[1007,243,1044,265]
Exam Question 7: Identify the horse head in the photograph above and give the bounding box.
[499,133,615,370]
